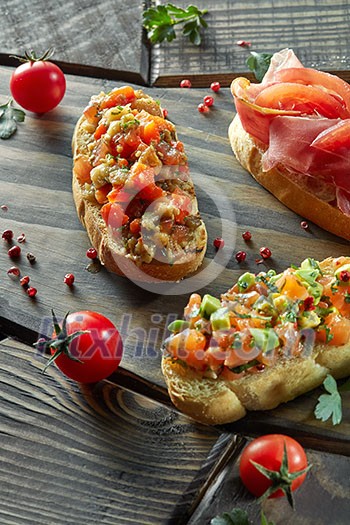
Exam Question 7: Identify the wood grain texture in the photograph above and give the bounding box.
[0,0,149,83]
[0,337,230,525]
[151,0,350,86]
[189,436,350,525]
[0,66,350,446]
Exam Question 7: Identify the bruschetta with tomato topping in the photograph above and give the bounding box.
[162,257,350,424]
[72,86,207,281]
[229,49,350,240]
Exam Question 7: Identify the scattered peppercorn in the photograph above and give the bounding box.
[235,251,247,263]
[203,95,214,107]
[162,108,168,118]
[17,233,26,243]
[210,81,221,92]
[26,252,36,264]
[8,245,21,258]
[7,266,20,277]
[86,247,98,260]
[198,103,210,113]
[180,79,192,88]
[64,273,75,286]
[236,40,251,47]
[20,275,30,287]
[213,237,225,249]
[27,287,37,298]
[339,270,350,282]
[1,205,8,211]
[242,231,252,241]
[259,246,272,259]
[300,221,309,230]
[2,229,13,242]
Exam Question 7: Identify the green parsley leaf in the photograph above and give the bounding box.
[0,99,26,139]
[143,3,208,45]
[246,52,273,82]
[261,510,275,525]
[210,508,250,525]
[315,374,342,425]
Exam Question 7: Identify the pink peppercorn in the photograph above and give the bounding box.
[198,103,210,113]
[210,82,221,92]
[235,251,247,263]
[2,229,13,242]
[8,245,21,258]
[259,247,272,259]
[64,273,75,286]
[180,79,192,88]
[7,266,20,277]
[242,231,252,241]
[203,95,214,107]
[27,287,37,298]
[213,237,225,249]
[86,248,98,260]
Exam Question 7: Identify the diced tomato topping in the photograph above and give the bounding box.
[141,119,161,145]
[100,86,136,110]
[275,272,309,301]
[317,313,350,346]
[129,163,165,201]
[92,141,110,166]
[166,329,207,370]
[95,183,112,204]
[107,186,131,203]
[74,156,92,184]
[110,133,142,159]
[100,202,128,229]
[83,103,99,125]
[170,190,192,223]
[118,158,129,168]
[94,122,108,140]
[129,218,141,235]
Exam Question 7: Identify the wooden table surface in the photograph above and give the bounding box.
[1,1,350,524]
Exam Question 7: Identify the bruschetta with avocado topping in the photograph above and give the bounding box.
[162,256,350,424]
[72,86,207,281]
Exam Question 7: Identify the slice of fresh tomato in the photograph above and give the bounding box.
[73,156,92,184]
[274,68,350,114]
[311,120,350,153]
[231,78,301,144]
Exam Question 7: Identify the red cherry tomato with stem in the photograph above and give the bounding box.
[10,49,66,113]
[40,310,123,383]
[239,434,310,507]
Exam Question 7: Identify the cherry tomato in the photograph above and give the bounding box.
[10,51,66,113]
[50,311,123,383]
[239,434,309,499]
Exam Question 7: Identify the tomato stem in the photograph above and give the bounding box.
[34,310,90,374]
[10,47,55,64]
[250,442,312,509]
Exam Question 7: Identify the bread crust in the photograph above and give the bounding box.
[162,341,349,426]
[72,96,207,282]
[228,114,350,241]
[162,256,350,425]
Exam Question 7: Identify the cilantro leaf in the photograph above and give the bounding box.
[0,99,26,139]
[314,374,342,425]
[246,52,273,82]
[211,508,250,525]
[143,3,208,45]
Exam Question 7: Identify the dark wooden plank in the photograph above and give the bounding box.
[0,337,231,525]
[151,0,350,87]
[1,66,350,449]
[0,0,149,84]
[189,436,350,525]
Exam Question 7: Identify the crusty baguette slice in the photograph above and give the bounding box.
[228,114,350,241]
[72,88,207,282]
[162,256,350,425]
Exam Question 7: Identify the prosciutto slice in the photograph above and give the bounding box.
[231,49,350,215]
